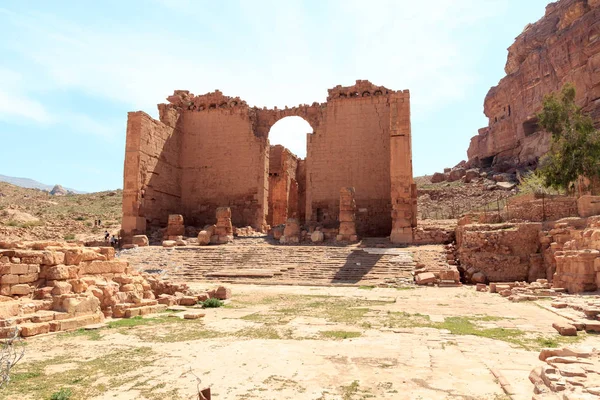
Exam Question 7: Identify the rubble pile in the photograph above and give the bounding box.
[529,347,600,399]
[485,279,565,302]
[414,245,461,287]
[0,240,231,338]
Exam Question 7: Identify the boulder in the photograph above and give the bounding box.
[415,272,436,285]
[431,172,447,183]
[197,231,210,246]
[131,235,149,247]
[311,230,324,243]
[448,168,466,182]
[471,272,487,284]
[463,169,480,183]
[162,240,176,248]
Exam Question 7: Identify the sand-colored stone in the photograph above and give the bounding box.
[121,80,416,243]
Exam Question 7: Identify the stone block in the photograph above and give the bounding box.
[98,247,115,260]
[552,322,578,336]
[213,286,231,300]
[131,235,149,247]
[11,284,31,295]
[44,265,71,280]
[197,292,210,302]
[10,264,29,275]
[1,275,19,285]
[584,321,600,333]
[179,296,198,306]
[61,296,100,314]
[20,322,50,337]
[157,294,177,306]
[162,240,176,248]
[183,313,205,320]
[18,273,38,284]
[120,284,135,292]
[80,261,127,275]
[51,282,72,295]
[415,272,436,285]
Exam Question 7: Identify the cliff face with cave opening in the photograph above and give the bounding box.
[467,0,600,171]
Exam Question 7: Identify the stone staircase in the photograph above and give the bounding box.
[122,239,417,287]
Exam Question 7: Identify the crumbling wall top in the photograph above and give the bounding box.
[166,90,248,111]
[326,79,406,101]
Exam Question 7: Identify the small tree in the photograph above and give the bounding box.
[0,327,24,389]
[536,83,600,192]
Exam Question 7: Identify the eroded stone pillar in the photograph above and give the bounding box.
[166,214,185,239]
[212,207,233,244]
[337,187,358,242]
[389,91,416,244]
[281,218,301,244]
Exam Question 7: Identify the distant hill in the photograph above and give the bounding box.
[0,174,85,194]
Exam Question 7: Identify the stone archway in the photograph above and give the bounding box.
[265,116,313,227]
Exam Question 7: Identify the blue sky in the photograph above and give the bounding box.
[0,0,553,192]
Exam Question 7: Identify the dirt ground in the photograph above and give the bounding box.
[4,283,596,400]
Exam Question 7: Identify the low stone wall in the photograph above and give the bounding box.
[577,195,600,218]
[456,223,542,282]
[412,220,456,245]
[506,196,578,222]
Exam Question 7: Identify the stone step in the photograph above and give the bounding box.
[205,269,277,278]
[18,312,104,337]
[119,304,167,318]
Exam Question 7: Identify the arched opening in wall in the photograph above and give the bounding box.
[267,116,313,228]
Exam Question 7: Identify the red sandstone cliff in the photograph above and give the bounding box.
[467,0,600,171]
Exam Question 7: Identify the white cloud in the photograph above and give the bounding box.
[0,67,54,124]
[1,0,508,147]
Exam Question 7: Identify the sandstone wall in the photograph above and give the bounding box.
[457,223,542,282]
[122,80,416,241]
[122,109,182,242]
[267,145,300,227]
[179,98,268,229]
[467,0,600,170]
[306,87,411,237]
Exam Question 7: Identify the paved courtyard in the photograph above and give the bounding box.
[6,283,593,400]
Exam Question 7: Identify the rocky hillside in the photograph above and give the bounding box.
[0,174,83,193]
[467,0,600,171]
[416,165,522,220]
[0,182,122,242]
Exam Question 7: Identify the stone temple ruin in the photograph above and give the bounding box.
[121,80,417,244]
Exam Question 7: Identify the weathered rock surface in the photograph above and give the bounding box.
[530,347,600,398]
[467,0,600,170]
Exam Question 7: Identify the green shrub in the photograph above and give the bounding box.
[63,233,75,241]
[201,298,224,308]
[50,388,72,400]
[74,216,86,221]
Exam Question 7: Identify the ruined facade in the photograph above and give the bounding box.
[122,80,416,243]
[467,0,600,170]
[267,145,302,227]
